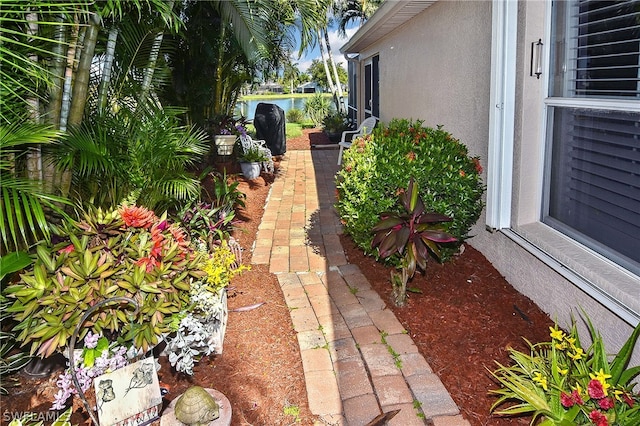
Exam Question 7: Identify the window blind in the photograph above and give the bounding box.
[569,0,640,98]
[547,107,640,271]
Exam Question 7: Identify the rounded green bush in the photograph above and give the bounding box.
[335,118,484,263]
[286,108,305,124]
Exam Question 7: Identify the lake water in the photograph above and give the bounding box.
[235,97,308,120]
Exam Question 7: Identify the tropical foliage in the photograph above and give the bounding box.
[490,314,640,426]
[0,0,180,252]
[47,105,208,212]
[333,0,382,37]
[335,119,485,263]
[371,178,457,306]
[173,170,245,253]
[0,294,31,395]
[304,94,332,127]
[0,0,371,390]
[0,123,71,251]
[3,205,207,357]
[308,59,348,91]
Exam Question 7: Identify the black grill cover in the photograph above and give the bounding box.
[254,103,286,156]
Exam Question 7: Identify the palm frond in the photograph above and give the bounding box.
[0,122,71,252]
[216,0,275,62]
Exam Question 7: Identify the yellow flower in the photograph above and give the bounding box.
[557,366,569,376]
[589,369,612,396]
[550,326,565,341]
[589,369,612,384]
[569,347,584,361]
[613,389,623,402]
[533,372,548,391]
[201,241,250,292]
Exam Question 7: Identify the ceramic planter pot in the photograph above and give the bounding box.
[239,161,261,180]
[325,131,341,143]
[214,135,237,158]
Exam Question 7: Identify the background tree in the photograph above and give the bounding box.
[166,0,285,129]
[0,0,181,252]
[307,59,348,90]
[281,61,305,93]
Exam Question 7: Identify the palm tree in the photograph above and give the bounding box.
[48,104,208,211]
[166,0,291,128]
[333,0,381,37]
[293,0,346,113]
[0,1,88,251]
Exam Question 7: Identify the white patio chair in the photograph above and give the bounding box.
[337,116,377,165]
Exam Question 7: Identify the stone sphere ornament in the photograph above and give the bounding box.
[161,387,231,426]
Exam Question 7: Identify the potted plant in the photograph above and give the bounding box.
[322,111,349,142]
[2,204,208,358]
[238,142,273,180]
[209,115,247,161]
[164,239,249,374]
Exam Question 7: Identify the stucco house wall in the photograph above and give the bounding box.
[341,0,639,366]
[374,0,492,163]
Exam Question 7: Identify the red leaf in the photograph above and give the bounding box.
[420,230,457,243]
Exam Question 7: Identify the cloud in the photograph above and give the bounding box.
[295,57,316,73]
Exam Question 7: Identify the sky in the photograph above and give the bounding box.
[292,24,360,73]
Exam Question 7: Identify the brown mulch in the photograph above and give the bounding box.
[2,128,553,426]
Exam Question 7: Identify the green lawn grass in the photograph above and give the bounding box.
[246,122,306,140]
[286,123,303,139]
[239,92,333,101]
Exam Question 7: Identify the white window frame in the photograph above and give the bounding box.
[487,0,517,231]
[488,0,640,325]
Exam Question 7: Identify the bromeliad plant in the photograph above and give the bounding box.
[3,205,207,357]
[176,200,236,253]
[174,169,246,252]
[489,313,640,426]
[371,178,457,306]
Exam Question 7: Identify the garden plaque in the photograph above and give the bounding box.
[93,359,162,426]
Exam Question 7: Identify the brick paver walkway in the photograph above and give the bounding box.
[253,149,470,426]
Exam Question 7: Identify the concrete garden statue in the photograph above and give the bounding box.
[174,386,220,425]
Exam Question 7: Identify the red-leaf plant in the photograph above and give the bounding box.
[371,178,457,306]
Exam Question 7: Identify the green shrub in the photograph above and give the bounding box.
[322,111,349,133]
[304,94,331,127]
[335,118,484,263]
[286,108,305,124]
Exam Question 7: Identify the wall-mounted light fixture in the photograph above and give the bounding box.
[530,39,543,79]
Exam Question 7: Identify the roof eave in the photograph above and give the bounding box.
[340,0,439,54]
